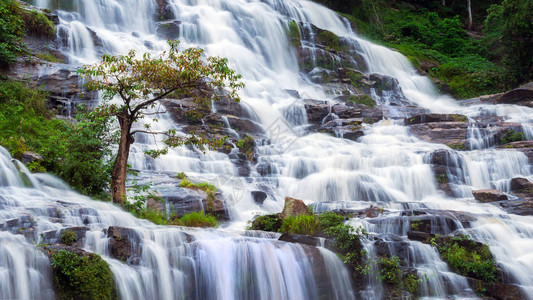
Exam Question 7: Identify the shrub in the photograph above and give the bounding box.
[178,211,218,228]
[378,256,402,285]
[0,0,25,66]
[318,211,345,229]
[248,214,281,232]
[50,250,116,300]
[403,273,420,295]
[500,129,525,145]
[287,20,301,47]
[280,215,320,235]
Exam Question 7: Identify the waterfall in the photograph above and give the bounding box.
[4,0,533,298]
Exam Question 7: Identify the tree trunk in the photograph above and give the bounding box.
[442,0,446,6]
[467,0,473,30]
[111,110,133,205]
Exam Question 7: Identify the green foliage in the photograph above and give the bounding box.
[236,135,255,160]
[177,211,218,228]
[50,250,116,300]
[35,51,62,63]
[176,172,187,180]
[323,224,366,270]
[0,0,25,66]
[436,174,448,184]
[20,9,56,39]
[446,142,466,151]
[437,235,497,284]
[248,214,281,231]
[347,95,376,108]
[280,215,320,235]
[0,80,113,197]
[317,211,345,229]
[287,20,301,47]
[59,230,77,246]
[403,273,420,295]
[500,129,525,145]
[179,178,217,193]
[378,256,402,285]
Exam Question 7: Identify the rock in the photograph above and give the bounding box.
[251,191,267,204]
[256,161,274,176]
[467,278,525,300]
[225,115,265,136]
[407,231,433,242]
[279,196,308,219]
[509,177,533,197]
[278,233,321,247]
[331,104,362,119]
[472,189,508,203]
[164,187,229,220]
[284,89,300,98]
[156,20,181,39]
[304,101,330,123]
[495,84,533,108]
[406,114,469,149]
[107,226,143,264]
[499,200,533,216]
[21,151,43,164]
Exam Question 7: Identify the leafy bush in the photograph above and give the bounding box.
[317,211,345,229]
[0,0,25,66]
[0,80,114,197]
[280,215,320,235]
[378,256,402,285]
[50,250,116,300]
[177,211,218,228]
[248,214,281,231]
[437,235,497,283]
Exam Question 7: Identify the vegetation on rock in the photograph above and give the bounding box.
[50,249,117,300]
[0,0,25,66]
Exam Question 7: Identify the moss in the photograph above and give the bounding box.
[21,9,56,39]
[347,95,376,108]
[35,51,62,63]
[176,172,187,180]
[50,249,117,300]
[446,142,466,151]
[450,114,468,122]
[317,30,345,52]
[59,230,77,246]
[179,179,217,213]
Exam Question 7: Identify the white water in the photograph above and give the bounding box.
[5,0,533,298]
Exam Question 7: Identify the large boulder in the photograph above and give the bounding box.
[509,177,533,198]
[495,83,533,108]
[405,114,469,149]
[472,189,508,203]
[107,226,143,264]
[279,196,308,219]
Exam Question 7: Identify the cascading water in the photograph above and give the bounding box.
[3,0,533,299]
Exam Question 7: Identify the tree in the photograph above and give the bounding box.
[78,40,243,205]
[467,0,472,30]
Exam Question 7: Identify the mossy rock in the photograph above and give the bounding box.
[45,246,117,300]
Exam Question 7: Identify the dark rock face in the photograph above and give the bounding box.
[251,191,267,204]
[495,83,533,108]
[509,177,533,198]
[472,189,508,203]
[164,187,229,220]
[280,197,308,219]
[107,226,143,264]
[278,233,321,247]
[156,21,181,39]
[499,200,533,216]
[467,278,526,300]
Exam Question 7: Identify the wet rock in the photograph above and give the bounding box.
[499,200,533,216]
[164,187,229,220]
[225,115,264,137]
[374,236,411,261]
[407,119,468,150]
[331,104,362,119]
[467,278,525,300]
[407,231,433,242]
[472,189,508,203]
[251,191,267,204]
[284,89,300,98]
[509,177,533,198]
[405,114,468,125]
[280,196,308,219]
[107,226,143,264]
[156,20,181,39]
[304,100,330,124]
[256,161,274,176]
[278,233,321,247]
[495,83,533,108]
